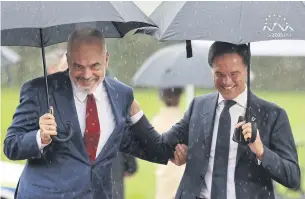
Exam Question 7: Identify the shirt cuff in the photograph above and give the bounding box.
[257,158,262,165]
[36,130,51,151]
[130,110,144,124]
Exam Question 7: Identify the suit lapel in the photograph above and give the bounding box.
[102,77,120,127]
[93,77,123,165]
[236,92,263,164]
[202,93,219,160]
[50,71,89,162]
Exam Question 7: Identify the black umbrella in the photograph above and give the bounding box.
[1,1,156,142]
[136,1,305,144]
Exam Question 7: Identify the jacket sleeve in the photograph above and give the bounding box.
[260,108,301,189]
[121,88,193,165]
[119,87,166,164]
[3,80,43,160]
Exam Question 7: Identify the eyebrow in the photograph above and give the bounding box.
[214,71,240,75]
[231,71,240,74]
[72,62,101,67]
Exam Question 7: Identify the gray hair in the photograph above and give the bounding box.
[66,28,107,54]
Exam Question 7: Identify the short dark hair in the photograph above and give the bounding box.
[159,87,184,107]
[159,87,184,97]
[208,41,251,67]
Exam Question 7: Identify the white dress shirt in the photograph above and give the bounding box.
[36,79,143,158]
[200,87,248,199]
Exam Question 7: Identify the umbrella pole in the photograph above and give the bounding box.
[246,42,251,122]
[39,28,50,109]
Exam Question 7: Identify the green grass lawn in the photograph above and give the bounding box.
[1,87,304,199]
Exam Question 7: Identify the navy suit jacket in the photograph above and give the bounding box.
[3,70,166,199]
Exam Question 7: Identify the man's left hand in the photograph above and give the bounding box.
[170,144,188,166]
[235,121,264,160]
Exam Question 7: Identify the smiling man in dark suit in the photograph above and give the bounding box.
[130,41,301,199]
[3,28,185,199]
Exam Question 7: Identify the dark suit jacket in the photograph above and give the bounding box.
[3,70,165,199]
[131,92,300,199]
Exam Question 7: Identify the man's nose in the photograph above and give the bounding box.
[222,75,233,85]
[83,67,92,78]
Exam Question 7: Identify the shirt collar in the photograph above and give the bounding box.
[218,85,247,108]
[70,78,103,103]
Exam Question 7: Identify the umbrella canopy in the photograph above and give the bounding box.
[138,1,305,43]
[1,46,20,67]
[1,1,156,47]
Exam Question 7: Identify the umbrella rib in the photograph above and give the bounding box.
[111,22,124,37]
[109,2,127,23]
[157,1,187,39]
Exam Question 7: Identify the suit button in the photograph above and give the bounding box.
[200,175,205,180]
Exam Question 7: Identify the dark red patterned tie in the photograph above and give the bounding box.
[84,94,100,163]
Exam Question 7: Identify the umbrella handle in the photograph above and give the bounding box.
[232,116,249,145]
[232,113,257,145]
[49,107,74,142]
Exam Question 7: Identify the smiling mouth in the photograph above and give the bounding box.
[76,77,98,83]
[222,85,235,91]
